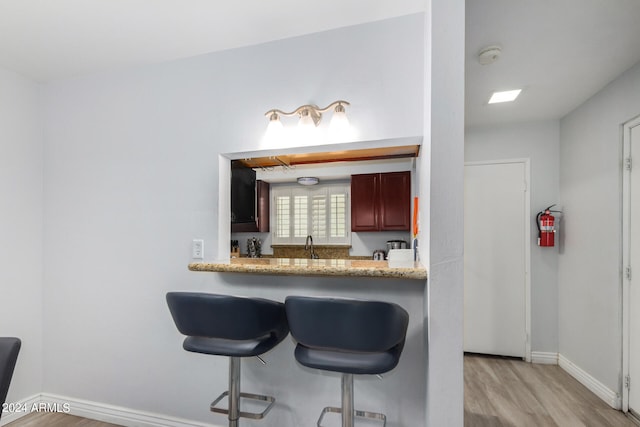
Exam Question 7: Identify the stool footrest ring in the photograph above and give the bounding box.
[317,406,387,427]
[210,391,276,420]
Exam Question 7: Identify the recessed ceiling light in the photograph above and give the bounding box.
[488,89,522,104]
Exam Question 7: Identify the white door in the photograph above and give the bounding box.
[624,117,640,415]
[464,160,529,358]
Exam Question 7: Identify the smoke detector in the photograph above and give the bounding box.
[478,45,502,65]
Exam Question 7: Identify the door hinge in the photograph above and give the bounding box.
[625,374,631,390]
[626,266,632,281]
[625,157,632,171]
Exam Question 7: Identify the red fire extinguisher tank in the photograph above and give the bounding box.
[536,205,559,247]
[539,211,555,247]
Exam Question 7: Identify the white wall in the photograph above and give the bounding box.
[558,59,640,394]
[423,0,465,425]
[465,121,560,353]
[0,68,44,406]
[41,14,427,425]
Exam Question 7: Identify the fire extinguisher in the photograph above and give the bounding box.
[536,204,561,247]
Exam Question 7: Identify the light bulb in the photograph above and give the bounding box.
[262,112,284,146]
[328,104,351,142]
[296,109,320,145]
[298,109,316,129]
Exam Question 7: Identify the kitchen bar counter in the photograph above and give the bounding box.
[188,257,427,280]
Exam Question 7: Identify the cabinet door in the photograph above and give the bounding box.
[379,171,411,230]
[351,173,379,231]
[255,180,270,232]
[231,166,256,224]
[232,180,270,232]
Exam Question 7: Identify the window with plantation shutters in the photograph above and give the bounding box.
[271,183,350,245]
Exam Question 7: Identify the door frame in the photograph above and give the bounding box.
[622,114,640,412]
[464,158,532,361]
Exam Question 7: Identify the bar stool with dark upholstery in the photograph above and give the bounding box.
[166,292,289,427]
[0,337,21,421]
[285,296,409,427]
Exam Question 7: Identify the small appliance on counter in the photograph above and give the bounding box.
[387,248,414,268]
[372,249,386,261]
[386,240,408,253]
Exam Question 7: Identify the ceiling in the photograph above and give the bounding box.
[0,0,423,82]
[465,0,640,127]
[1,1,639,128]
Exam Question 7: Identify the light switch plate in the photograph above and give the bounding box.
[192,239,204,259]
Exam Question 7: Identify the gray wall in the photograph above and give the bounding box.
[465,120,560,354]
[40,14,428,425]
[0,69,44,405]
[559,59,640,393]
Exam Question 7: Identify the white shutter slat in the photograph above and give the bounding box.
[275,196,290,238]
[312,195,327,238]
[293,195,308,238]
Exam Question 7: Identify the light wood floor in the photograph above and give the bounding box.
[465,354,639,427]
[4,412,121,427]
[5,356,638,427]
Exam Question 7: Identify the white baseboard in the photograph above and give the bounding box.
[42,394,227,427]
[0,394,42,426]
[2,393,224,427]
[558,354,621,410]
[531,351,558,365]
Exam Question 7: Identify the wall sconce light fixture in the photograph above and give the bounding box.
[263,100,351,145]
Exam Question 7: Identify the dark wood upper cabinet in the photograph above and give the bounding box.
[351,171,411,232]
[231,162,269,232]
[351,173,379,231]
[379,172,411,230]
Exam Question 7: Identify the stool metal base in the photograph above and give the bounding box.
[209,356,275,427]
[210,390,276,419]
[316,373,387,427]
[317,407,387,427]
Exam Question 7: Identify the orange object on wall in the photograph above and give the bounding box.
[413,197,419,237]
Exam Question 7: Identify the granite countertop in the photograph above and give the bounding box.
[188,258,427,280]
